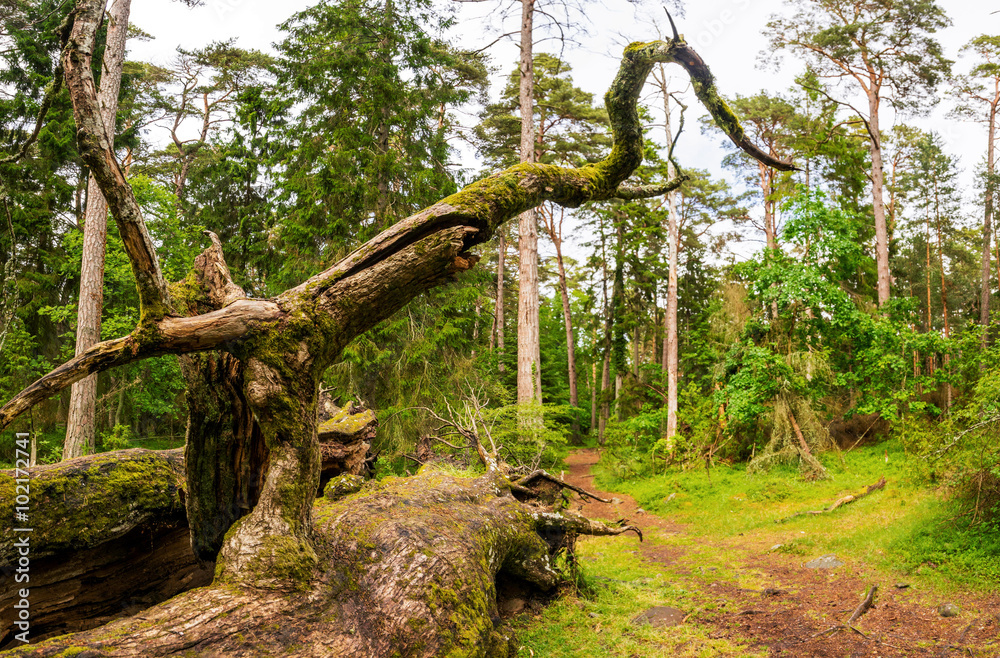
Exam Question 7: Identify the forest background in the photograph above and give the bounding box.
[3,0,1000,537]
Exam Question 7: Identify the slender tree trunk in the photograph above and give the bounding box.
[590,355,597,431]
[981,105,997,352]
[516,0,541,405]
[758,162,776,249]
[598,245,611,443]
[652,71,681,444]
[934,183,951,413]
[492,233,505,371]
[868,90,891,306]
[598,351,610,443]
[471,296,481,359]
[64,0,131,459]
[926,215,934,375]
[375,0,394,229]
[553,232,578,407]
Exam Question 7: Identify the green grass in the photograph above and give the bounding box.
[592,439,1000,594]
[513,537,766,658]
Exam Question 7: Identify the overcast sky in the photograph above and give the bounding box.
[125,0,1000,265]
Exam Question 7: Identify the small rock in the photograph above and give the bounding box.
[938,603,960,618]
[500,598,525,615]
[323,473,365,500]
[611,497,623,505]
[588,612,599,618]
[894,583,910,590]
[769,544,782,552]
[761,588,783,597]
[636,508,645,514]
[631,606,686,628]
[804,554,844,570]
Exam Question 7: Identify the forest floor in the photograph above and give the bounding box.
[513,448,1000,657]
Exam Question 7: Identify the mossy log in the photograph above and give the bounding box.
[317,397,378,487]
[2,467,637,657]
[0,450,212,649]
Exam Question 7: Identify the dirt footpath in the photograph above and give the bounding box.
[563,449,1000,657]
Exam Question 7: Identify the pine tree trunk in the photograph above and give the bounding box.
[980,104,997,351]
[492,233,505,371]
[934,182,951,413]
[868,91,891,306]
[653,68,681,443]
[545,209,578,408]
[590,355,597,430]
[472,296,481,359]
[64,0,131,459]
[555,244,578,407]
[665,145,679,444]
[758,161,776,249]
[516,0,541,406]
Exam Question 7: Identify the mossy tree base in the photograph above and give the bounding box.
[2,467,638,657]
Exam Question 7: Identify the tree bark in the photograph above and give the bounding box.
[541,206,578,408]
[492,232,506,371]
[661,74,680,444]
[868,90,891,306]
[2,466,637,657]
[981,103,997,349]
[516,0,542,405]
[64,0,132,459]
[934,183,951,413]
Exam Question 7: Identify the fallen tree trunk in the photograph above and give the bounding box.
[0,450,212,649]
[2,467,637,657]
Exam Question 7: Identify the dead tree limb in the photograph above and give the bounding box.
[847,584,878,626]
[515,469,612,503]
[777,477,887,523]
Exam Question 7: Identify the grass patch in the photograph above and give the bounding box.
[513,536,766,657]
[593,439,1000,594]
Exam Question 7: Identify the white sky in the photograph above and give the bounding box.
[125,0,1000,268]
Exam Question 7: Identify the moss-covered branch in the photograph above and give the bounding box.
[613,175,689,200]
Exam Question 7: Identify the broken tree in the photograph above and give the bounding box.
[0,2,792,654]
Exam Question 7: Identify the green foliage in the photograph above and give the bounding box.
[270,0,486,285]
[100,424,135,452]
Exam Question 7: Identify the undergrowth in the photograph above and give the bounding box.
[592,439,1000,593]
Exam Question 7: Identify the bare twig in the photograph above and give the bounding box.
[777,477,886,522]
[847,584,878,626]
